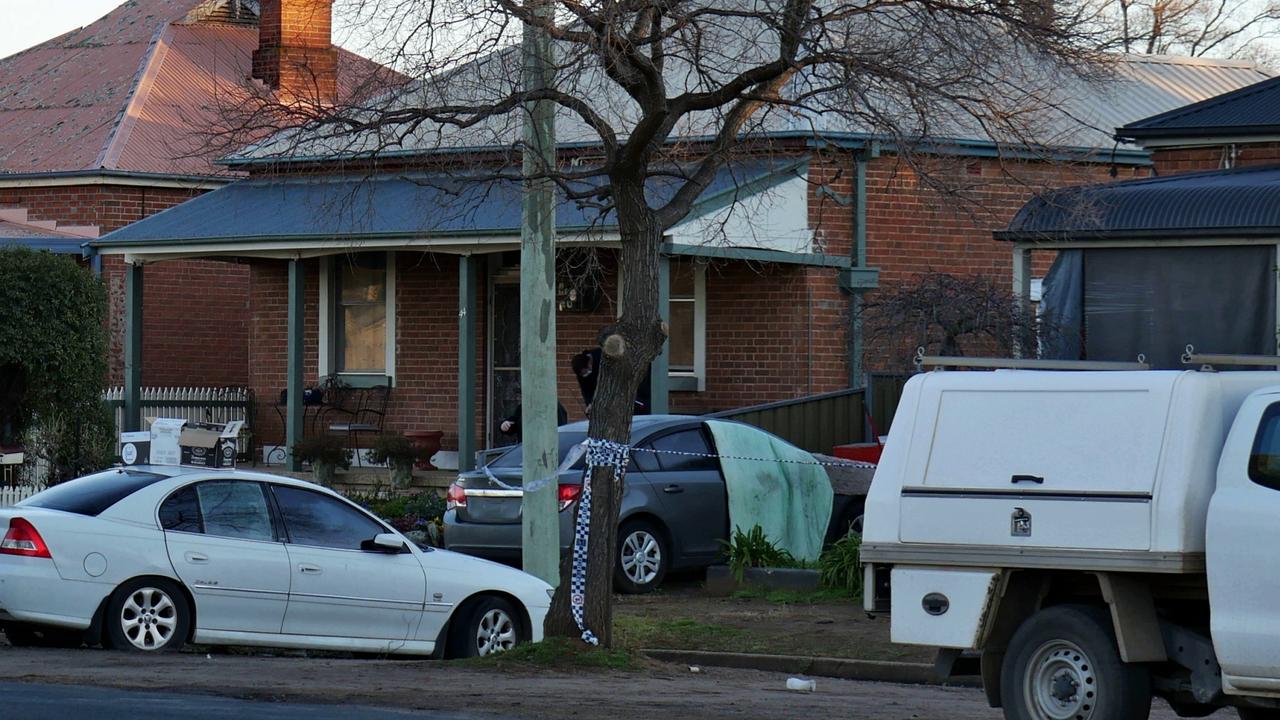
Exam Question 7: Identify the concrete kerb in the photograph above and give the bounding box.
[639,649,982,688]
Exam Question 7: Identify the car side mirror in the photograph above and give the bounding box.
[362,532,407,553]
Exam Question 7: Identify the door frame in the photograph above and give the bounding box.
[487,266,521,449]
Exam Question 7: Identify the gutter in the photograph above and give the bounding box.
[0,169,233,191]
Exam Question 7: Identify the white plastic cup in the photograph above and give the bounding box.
[786,677,816,692]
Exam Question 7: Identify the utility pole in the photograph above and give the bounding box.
[520,0,559,586]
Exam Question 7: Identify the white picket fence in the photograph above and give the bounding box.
[103,386,253,454]
[0,484,43,508]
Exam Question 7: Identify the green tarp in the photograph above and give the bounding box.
[705,420,833,562]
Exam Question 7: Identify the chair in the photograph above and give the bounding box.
[327,384,391,466]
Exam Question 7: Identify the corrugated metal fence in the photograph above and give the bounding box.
[708,388,866,454]
[102,386,254,455]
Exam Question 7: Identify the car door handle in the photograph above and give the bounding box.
[1011,474,1045,485]
[298,563,322,574]
[184,552,209,564]
[663,484,684,494]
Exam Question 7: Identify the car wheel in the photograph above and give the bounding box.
[450,596,523,658]
[1001,604,1152,720]
[2,623,83,648]
[105,578,190,652]
[614,520,668,594]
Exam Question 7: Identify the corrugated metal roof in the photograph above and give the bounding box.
[0,0,392,177]
[1119,74,1280,140]
[94,160,795,246]
[998,165,1280,241]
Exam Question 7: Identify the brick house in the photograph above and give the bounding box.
[1002,75,1280,368]
[0,0,385,387]
[89,1,1268,469]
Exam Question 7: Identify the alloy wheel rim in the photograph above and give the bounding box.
[1023,639,1097,720]
[120,587,178,650]
[475,608,516,656]
[621,530,661,585]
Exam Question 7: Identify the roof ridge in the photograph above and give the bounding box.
[95,22,174,170]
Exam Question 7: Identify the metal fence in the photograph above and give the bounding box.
[102,386,255,456]
[708,388,867,454]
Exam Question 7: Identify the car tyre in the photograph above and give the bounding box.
[105,578,191,652]
[614,519,669,594]
[2,623,83,648]
[1001,604,1152,720]
[449,595,523,658]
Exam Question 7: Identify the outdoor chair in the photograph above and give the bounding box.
[327,384,391,466]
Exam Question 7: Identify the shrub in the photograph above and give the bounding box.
[720,525,798,582]
[364,433,431,466]
[292,435,353,469]
[0,248,111,483]
[818,529,863,599]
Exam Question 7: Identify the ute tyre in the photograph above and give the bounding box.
[449,596,523,658]
[614,519,669,594]
[105,578,190,652]
[1001,604,1152,720]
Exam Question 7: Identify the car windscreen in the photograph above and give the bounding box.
[21,469,168,516]
[489,432,589,470]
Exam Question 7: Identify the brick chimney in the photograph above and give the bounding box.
[252,0,338,104]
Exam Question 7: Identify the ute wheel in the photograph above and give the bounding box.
[614,519,669,594]
[2,623,83,648]
[105,578,190,652]
[449,596,523,658]
[1001,604,1152,720]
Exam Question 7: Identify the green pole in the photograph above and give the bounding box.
[123,261,144,433]
[650,254,670,413]
[286,259,305,472]
[519,0,560,587]
[457,255,477,472]
[849,152,867,390]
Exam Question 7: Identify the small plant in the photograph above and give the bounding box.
[818,529,863,599]
[720,525,798,582]
[292,435,352,485]
[364,434,430,488]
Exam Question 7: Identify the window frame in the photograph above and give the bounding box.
[645,424,719,473]
[156,480,283,544]
[619,259,707,392]
[319,252,397,385]
[1249,402,1280,491]
[268,484,398,553]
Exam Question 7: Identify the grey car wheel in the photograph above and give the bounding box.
[450,596,524,658]
[614,520,668,593]
[105,578,190,652]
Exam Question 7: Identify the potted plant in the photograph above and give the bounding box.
[365,433,428,488]
[292,435,352,486]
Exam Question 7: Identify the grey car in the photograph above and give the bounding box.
[443,415,863,592]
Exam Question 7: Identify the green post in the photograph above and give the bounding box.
[650,253,670,413]
[123,261,144,433]
[849,152,867,390]
[519,0,560,587]
[457,255,477,473]
[286,259,305,472]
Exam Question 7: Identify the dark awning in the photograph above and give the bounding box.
[997,165,1280,242]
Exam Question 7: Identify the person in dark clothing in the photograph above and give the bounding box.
[571,348,652,416]
[499,400,569,441]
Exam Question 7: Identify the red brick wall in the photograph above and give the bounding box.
[1150,142,1280,175]
[0,183,251,387]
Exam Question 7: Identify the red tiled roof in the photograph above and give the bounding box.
[0,0,390,177]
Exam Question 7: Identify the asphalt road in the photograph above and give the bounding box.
[0,681,500,720]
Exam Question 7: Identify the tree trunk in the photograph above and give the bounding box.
[544,175,667,647]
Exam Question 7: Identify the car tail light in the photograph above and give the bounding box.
[1,518,51,558]
[558,484,582,512]
[446,482,467,510]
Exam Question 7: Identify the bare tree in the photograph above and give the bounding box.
[210,0,1121,647]
[861,272,1049,372]
[1088,0,1280,62]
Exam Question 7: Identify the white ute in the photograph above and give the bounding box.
[862,358,1280,719]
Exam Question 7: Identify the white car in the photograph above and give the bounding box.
[0,465,551,656]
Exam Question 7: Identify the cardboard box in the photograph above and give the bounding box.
[121,419,243,469]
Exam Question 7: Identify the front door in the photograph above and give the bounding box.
[1207,392,1280,691]
[160,480,291,634]
[270,485,427,642]
[489,277,521,448]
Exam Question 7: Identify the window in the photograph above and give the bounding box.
[272,485,386,550]
[320,253,396,380]
[651,428,717,472]
[159,486,203,534]
[23,469,166,516]
[667,261,706,391]
[1250,403,1280,490]
[196,482,276,542]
